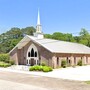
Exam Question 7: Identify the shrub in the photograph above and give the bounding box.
[48,66,53,71]
[4,63,11,68]
[0,54,10,62]
[41,62,46,66]
[29,66,34,71]
[9,60,15,65]
[29,65,42,71]
[29,65,53,72]
[42,66,50,72]
[0,62,11,68]
[0,54,15,66]
[61,60,67,68]
[34,65,41,71]
[77,60,82,66]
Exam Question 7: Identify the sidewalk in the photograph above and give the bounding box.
[0,65,90,81]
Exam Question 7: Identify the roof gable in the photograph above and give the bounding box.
[9,35,90,54]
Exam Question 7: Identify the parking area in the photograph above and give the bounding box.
[0,70,90,90]
[0,65,90,81]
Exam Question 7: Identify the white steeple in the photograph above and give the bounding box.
[34,9,44,39]
[37,10,40,25]
[36,9,42,33]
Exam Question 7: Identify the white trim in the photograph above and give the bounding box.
[26,43,39,65]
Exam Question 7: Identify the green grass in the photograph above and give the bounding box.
[85,81,90,84]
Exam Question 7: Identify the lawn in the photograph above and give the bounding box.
[85,81,90,84]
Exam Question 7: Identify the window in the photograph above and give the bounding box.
[35,52,37,57]
[31,48,34,57]
[28,52,30,57]
[69,59,71,64]
[74,57,76,64]
[57,57,59,65]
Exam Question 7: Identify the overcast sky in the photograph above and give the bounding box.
[0,0,90,35]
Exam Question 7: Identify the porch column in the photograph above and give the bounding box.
[59,57,61,67]
[28,59,29,65]
[82,56,86,64]
[36,60,37,65]
[70,55,74,66]
[52,56,57,68]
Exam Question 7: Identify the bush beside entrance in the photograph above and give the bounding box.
[29,65,53,72]
[0,54,14,67]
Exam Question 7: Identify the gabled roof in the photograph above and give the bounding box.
[9,35,90,54]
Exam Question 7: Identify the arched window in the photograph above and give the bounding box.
[35,52,37,57]
[28,52,30,57]
[31,48,34,57]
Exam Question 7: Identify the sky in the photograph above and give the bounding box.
[0,0,90,35]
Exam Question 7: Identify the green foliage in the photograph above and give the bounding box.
[0,62,11,68]
[85,81,90,84]
[0,26,36,53]
[77,60,82,66]
[9,60,15,65]
[41,62,46,66]
[29,65,53,72]
[0,27,90,54]
[29,66,35,71]
[0,54,14,66]
[48,67,53,71]
[0,54,10,62]
[42,66,53,72]
[79,28,89,36]
[29,65,43,71]
[45,32,75,42]
[61,60,67,68]
[42,66,50,72]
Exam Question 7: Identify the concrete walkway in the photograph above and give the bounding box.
[0,65,90,81]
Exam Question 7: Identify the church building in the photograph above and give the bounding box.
[9,11,90,68]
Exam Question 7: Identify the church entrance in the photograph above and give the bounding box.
[26,44,39,66]
[30,58,35,66]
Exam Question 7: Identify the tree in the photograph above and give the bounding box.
[79,28,90,46]
[0,26,36,53]
[79,28,89,36]
[21,26,36,35]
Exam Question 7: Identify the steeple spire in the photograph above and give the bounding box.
[37,10,40,25]
[36,9,42,33]
[34,9,44,39]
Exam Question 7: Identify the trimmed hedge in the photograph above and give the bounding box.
[29,65,53,72]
